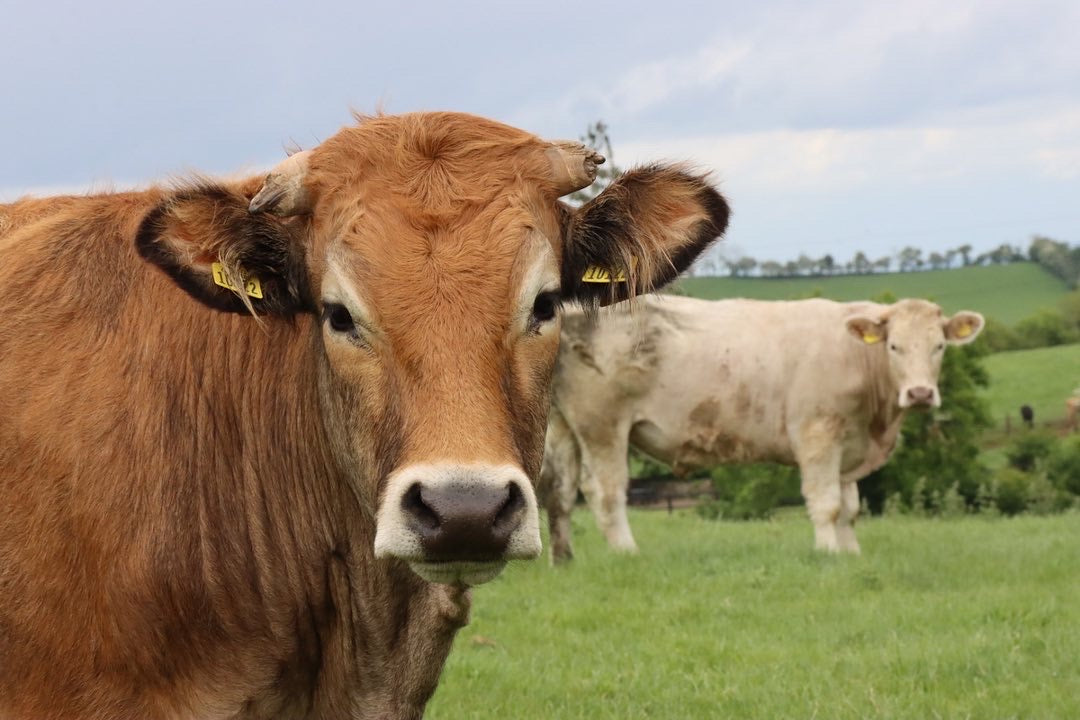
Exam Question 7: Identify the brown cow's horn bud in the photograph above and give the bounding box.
[546,141,605,196]
[249,150,313,216]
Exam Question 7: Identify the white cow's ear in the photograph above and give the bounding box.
[944,311,984,345]
[846,316,888,345]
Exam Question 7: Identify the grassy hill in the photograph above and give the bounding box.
[675,262,1068,325]
[980,342,1080,427]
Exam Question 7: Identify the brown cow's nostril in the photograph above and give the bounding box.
[404,479,526,561]
[492,482,525,534]
[402,483,440,531]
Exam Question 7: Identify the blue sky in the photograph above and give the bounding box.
[3,0,1078,266]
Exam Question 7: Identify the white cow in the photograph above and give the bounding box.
[540,295,984,561]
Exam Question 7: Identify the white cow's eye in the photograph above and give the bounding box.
[888,343,900,352]
[935,342,945,352]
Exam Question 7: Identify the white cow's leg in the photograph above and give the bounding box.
[836,481,861,554]
[796,425,844,553]
[542,409,581,564]
[577,427,637,553]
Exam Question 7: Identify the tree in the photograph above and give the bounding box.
[569,120,621,205]
[957,244,973,267]
[898,246,922,272]
[945,249,958,268]
[928,252,945,270]
[852,251,872,274]
[874,256,892,273]
[820,254,835,276]
[736,257,758,277]
[796,254,815,276]
[1030,235,1080,288]
[760,261,782,277]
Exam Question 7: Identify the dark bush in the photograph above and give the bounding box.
[1047,436,1080,496]
[698,464,801,521]
[993,468,1031,516]
[1005,430,1059,472]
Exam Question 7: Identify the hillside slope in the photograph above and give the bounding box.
[980,342,1080,426]
[676,263,1067,325]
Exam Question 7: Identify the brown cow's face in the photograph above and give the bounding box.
[314,201,564,584]
[846,300,984,409]
[136,112,729,586]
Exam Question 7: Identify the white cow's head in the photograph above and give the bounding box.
[846,299,983,409]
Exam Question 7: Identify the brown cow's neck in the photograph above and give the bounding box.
[0,192,466,720]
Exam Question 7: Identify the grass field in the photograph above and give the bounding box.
[428,509,1080,719]
[675,263,1068,325]
[980,343,1080,426]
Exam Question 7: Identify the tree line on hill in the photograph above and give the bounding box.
[699,237,1080,282]
[572,120,1079,287]
[701,243,1031,278]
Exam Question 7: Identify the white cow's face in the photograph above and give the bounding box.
[846,300,984,409]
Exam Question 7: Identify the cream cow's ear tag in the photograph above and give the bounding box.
[862,331,883,344]
[955,324,973,339]
[211,262,264,299]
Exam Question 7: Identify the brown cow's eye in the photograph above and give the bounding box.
[531,291,561,326]
[324,303,357,334]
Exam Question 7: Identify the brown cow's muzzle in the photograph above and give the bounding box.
[374,463,541,585]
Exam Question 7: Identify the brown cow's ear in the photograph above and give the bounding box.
[944,311,984,345]
[560,165,730,308]
[846,316,888,345]
[135,184,311,315]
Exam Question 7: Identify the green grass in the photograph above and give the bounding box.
[675,263,1068,325]
[428,509,1080,719]
[980,343,1080,426]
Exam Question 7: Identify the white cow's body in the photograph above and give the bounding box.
[541,295,983,560]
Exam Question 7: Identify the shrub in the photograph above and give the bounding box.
[699,463,801,521]
[1005,430,1058,473]
[994,468,1031,516]
[977,317,1022,352]
[1047,436,1080,496]
[1014,310,1079,349]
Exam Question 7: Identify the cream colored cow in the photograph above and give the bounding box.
[540,295,984,561]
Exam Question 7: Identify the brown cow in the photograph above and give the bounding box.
[0,112,729,719]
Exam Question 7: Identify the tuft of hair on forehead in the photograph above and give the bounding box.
[888,298,944,321]
[312,112,555,218]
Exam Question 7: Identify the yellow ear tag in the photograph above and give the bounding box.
[581,265,629,284]
[956,324,972,338]
[211,262,264,299]
[862,332,882,344]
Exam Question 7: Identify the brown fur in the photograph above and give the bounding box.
[0,112,728,719]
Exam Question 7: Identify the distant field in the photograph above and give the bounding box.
[675,263,1068,325]
[428,510,1080,720]
[981,342,1080,426]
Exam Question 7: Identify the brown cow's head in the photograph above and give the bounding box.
[846,299,983,408]
[136,112,729,585]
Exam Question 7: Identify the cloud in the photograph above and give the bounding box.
[615,100,1080,193]
[517,0,1080,135]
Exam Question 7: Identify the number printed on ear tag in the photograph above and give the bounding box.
[581,265,628,283]
[211,262,264,299]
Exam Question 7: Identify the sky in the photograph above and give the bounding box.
[2,0,1078,267]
